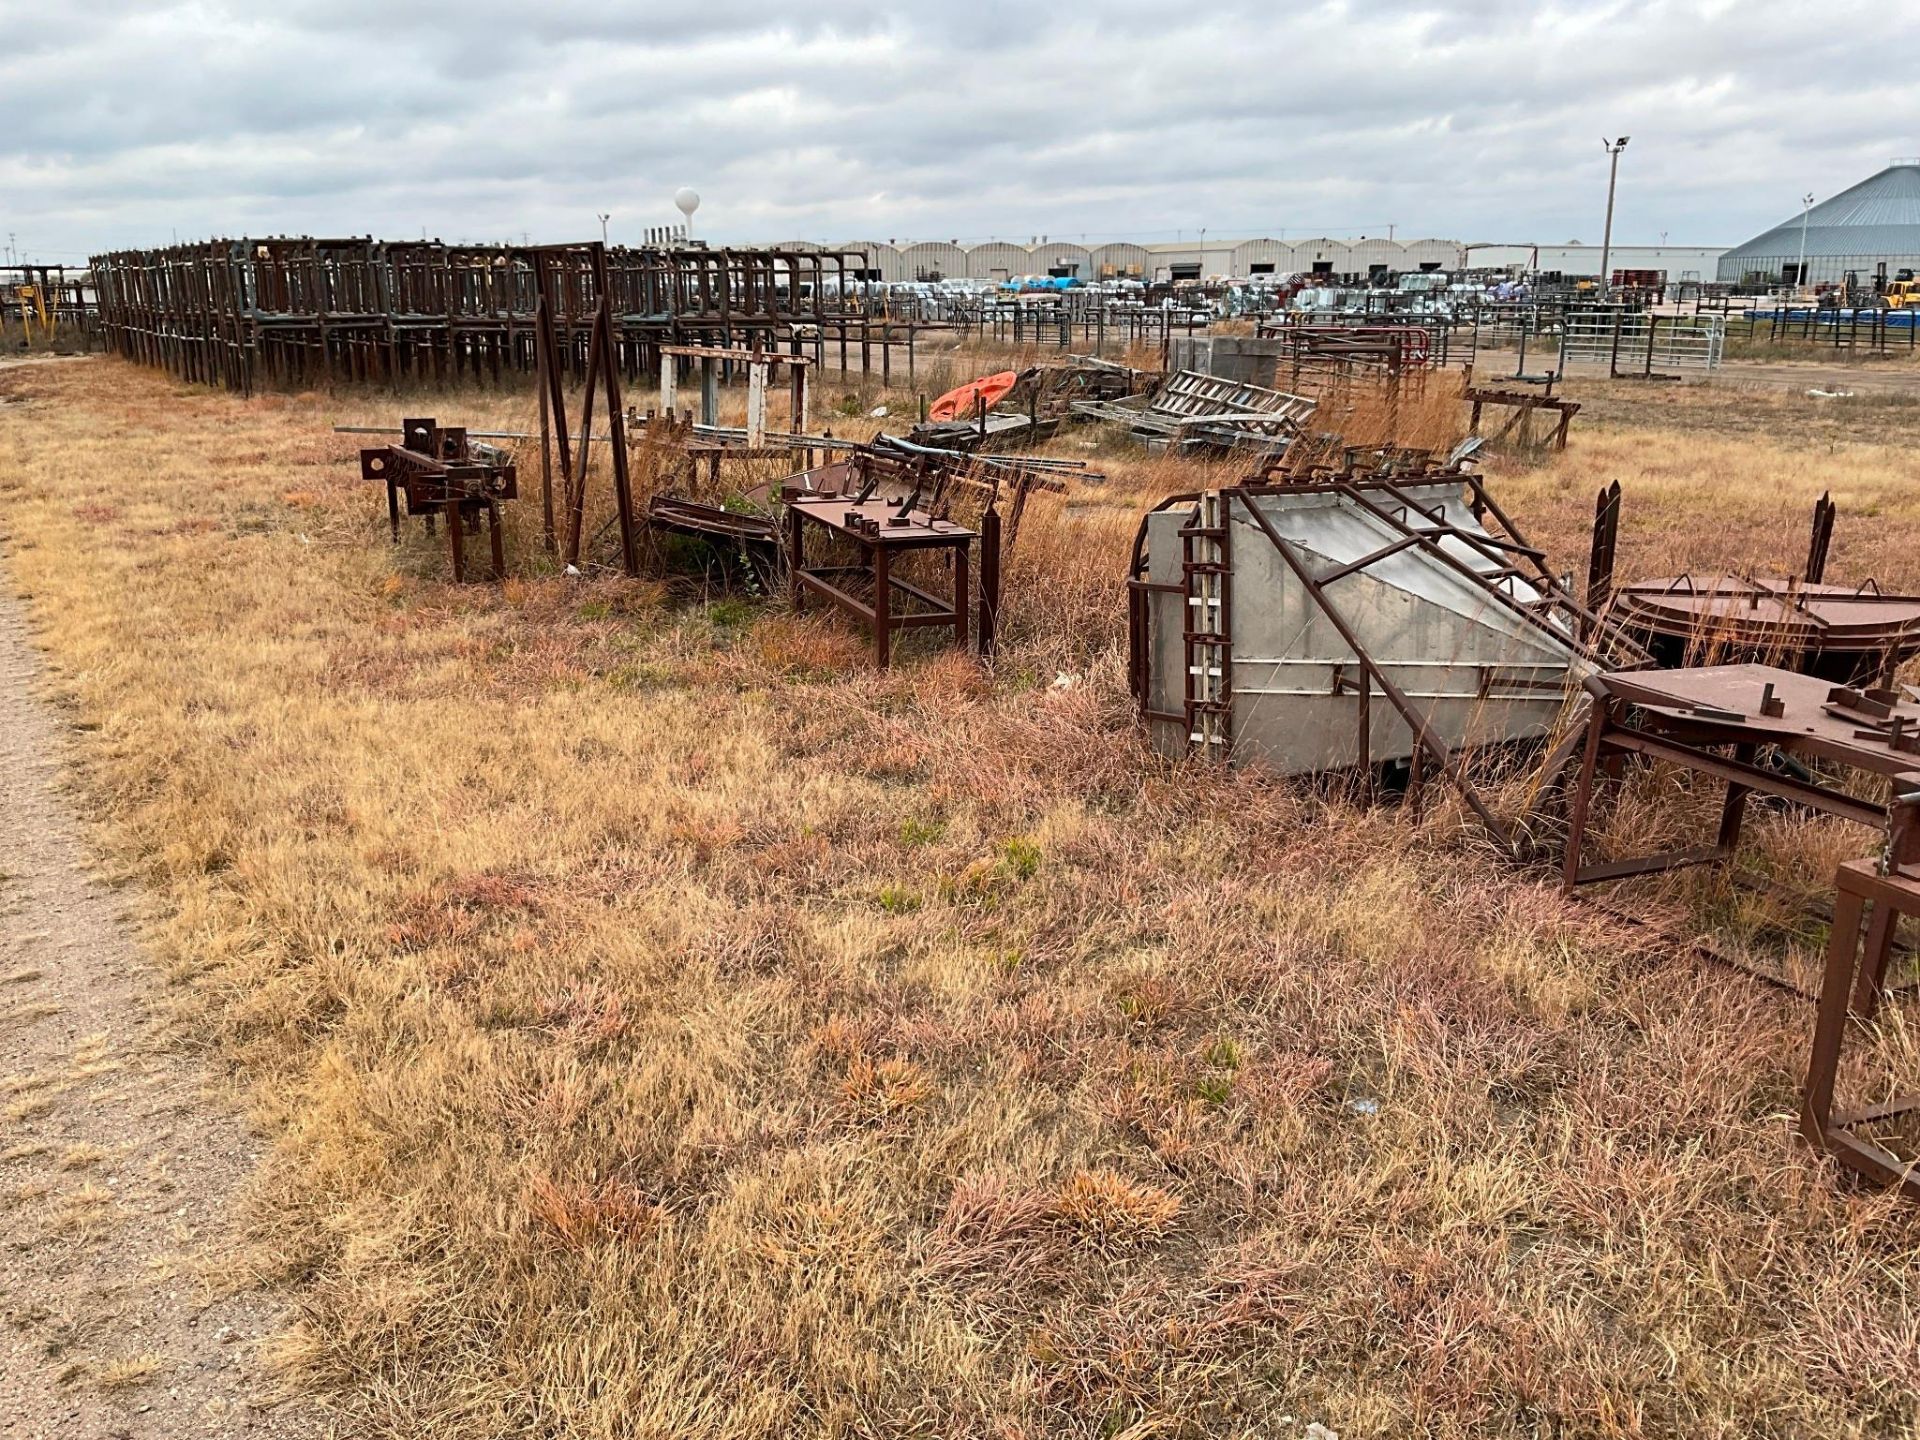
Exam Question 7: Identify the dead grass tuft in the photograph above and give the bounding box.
[95,1353,166,1390]
[1051,1169,1181,1251]
[840,1053,934,1120]
[523,1172,663,1251]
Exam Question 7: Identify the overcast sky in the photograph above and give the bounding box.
[3,0,1914,263]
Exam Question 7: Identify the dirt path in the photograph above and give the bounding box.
[0,564,322,1438]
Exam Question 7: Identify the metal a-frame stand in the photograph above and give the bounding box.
[527,243,638,575]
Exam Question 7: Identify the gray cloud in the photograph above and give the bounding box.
[2,0,1914,262]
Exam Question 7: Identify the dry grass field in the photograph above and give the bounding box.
[4,356,1920,1437]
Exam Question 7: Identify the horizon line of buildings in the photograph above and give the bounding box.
[755,236,1729,284]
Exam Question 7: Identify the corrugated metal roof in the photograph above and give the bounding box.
[1722,164,1920,260]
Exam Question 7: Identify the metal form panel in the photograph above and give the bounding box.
[90,239,882,393]
[1141,482,1584,767]
[1130,473,1643,848]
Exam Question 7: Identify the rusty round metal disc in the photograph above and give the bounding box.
[1613,574,1920,678]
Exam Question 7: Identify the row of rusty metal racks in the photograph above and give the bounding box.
[89,238,888,395]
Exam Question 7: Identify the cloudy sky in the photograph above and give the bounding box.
[3,0,1914,263]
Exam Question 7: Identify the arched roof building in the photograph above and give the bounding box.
[1718,162,1920,286]
[1402,238,1463,271]
[1091,242,1149,278]
[1027,241,1093,278]
[835,240,898,280]
[758,234,1473,281]
[1231,238,1290,274]
[965,242,1030,281]
[1289,237,1351,275]
[898,242,967,281]
[1348,238,1405,276]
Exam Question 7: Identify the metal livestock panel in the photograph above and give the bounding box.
[1560,309,1725,373]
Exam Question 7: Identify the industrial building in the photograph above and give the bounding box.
[772,237,1465,283]
[1717,161,1920,288]
[770,235,1734,284]
[1467,243,1725,282]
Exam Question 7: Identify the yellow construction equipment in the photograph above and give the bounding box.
[1886,279,1920,310]
[11,283,52,337]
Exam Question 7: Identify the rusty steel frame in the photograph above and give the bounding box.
[1,264,100,347]
[1251,323,1445,407]
[1585,480,1622,621]
[518,245,640,575]
[656,342,812,447]
[1464,386,1580,452]
[1801,803,1920,1201]
[360,416,517,582]
[1807,490,1837,585]
[89,237,881,395]
[1257,312,1463,371]
[752,442,1068,556]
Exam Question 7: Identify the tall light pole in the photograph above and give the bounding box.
[597,212,611,246]
[1599,136,1630,297]
[1795,192,1815,292]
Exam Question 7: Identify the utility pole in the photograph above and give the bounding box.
[1599,135,1630,297]
[597,212,611,246]
[1796,192,1815,292]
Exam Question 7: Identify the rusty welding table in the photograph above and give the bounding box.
[786,496,976,667]
[1565,663,1920,1202]
[1564,663,1920,894]
[1803,843,1920,1201]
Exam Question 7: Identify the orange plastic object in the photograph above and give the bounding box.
[928,370,1018,422]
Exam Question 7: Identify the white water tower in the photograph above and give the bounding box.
[673,187,700,242]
